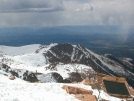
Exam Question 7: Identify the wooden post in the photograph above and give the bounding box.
[36,70,37,75]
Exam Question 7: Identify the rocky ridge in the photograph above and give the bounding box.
[41,43,134,87]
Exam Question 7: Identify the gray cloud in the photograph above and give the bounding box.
[0,0,64,13]
[0,0,134,27]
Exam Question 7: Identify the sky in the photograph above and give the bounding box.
[0,0,134,27]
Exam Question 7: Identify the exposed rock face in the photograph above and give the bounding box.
[44,43,98,66]
[68,72,83,82]
[45,43,73,63]
[23,71,38,82]
[62,85,93,95]
[0,63,38,82]
[62,85,96,101]
[75,94,97,101]
[52,72,64,83]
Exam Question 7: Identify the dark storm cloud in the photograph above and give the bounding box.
[0,0,64,13]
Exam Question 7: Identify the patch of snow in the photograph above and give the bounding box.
[54,64,94,79]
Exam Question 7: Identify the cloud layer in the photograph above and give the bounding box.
[0,0,134,27]
[0,0,64,13]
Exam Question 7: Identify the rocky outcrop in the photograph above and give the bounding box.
[23,71,38,82]
[62,85,93,95]
[68,72,83,82]
[44,43,73,63]
[62,85,97,101]
[75,94,97,101]
[0,63,38,82]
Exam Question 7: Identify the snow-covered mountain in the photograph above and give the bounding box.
[43,43,134,86]
[0,43,134,87]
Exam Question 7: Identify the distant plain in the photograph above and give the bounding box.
[0,26,134,59]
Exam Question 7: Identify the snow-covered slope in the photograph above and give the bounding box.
[0,44,41,56]
[0,72,124,101]
[0,43,94,83]
[0,43,57,69]
[41,43,134,84]
[0,43,134,86]
[0,70,28,84]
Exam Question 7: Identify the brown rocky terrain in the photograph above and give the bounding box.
[62,85,97,101]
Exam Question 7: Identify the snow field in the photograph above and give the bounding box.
[0,44,133,101]
[0,83,79,101]
[0,72,125,101]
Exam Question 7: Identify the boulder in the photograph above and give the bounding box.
[9,76,15,80]
[62,85,93,95]
[82,78,91,85]
[72,81,77,84]
[63,79,71,83]
[24,72,38,82]
[68,72,83,82]
[75,94,97,101]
